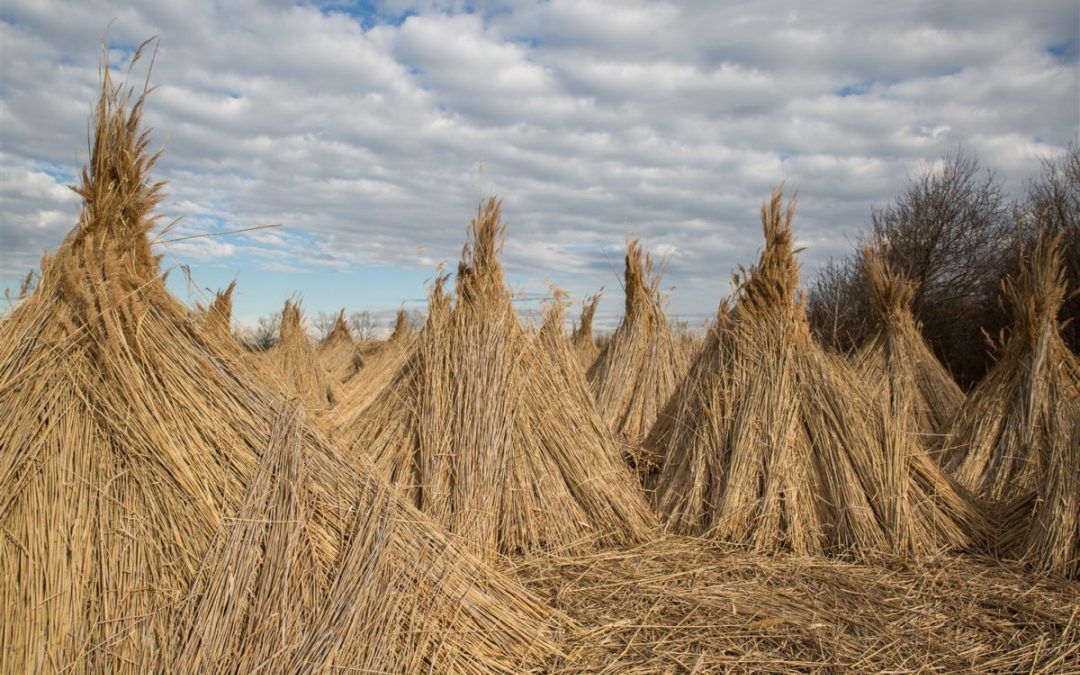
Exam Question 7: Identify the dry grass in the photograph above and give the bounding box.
[588,240,688,470]
[0,60,562,673]
[649,189,984,558]
[512,536,1080,673]
[335,199,656,556]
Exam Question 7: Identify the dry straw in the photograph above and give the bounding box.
[0,56,561,673]
[264,298,340,411]
[334,306,417,427]
[570,290,602,371]
[945,234,1080,506]
[512,536,1080,672]
[317,309,362,383]
[588,240,688,470]
[336,198,655,556]
[649,188,982,558]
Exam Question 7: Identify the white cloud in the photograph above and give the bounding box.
[1,0,1076,319]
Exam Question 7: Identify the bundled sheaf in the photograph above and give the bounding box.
[588,241,688,469]
[317,309,362,383]
[945,234,1080,506]
[571,290,601,371]
[649,188,981,557]
[0,61,561,673]
[264,298,339,411]
[336,199,655,556]
[854,249,964,444]
[196,280,238,348]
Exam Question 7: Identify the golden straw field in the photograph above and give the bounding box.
[2,48,1079,674]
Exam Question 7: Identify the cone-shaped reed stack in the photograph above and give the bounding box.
[1011,401,1080,578]
[336,199,655,556]
[571,290,601,370]
[945,234,1080,505]
[317,309,362,383]
[335,306,418,425]
[649,189,981,557]
[197,279,237,346]
[854,249,965,445]
[0,61,559,673]
[264,298,339,411]
[588,241,688,469]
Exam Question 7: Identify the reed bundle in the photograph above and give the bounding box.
[336,199,655,556]
[587,241,688,469]
[334,306,417,428]
[264,298,339,411]
[512,536,1080,673]
[854,248,965,445]
[649,189,982,558]
[317,309,363,383]
[945,234,1080,506]
[570,290,601,370]
[196,279,237,347]
[0,61,560,673]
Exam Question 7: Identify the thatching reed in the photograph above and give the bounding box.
[1010,401,1080,578]
[570,290,601,371]
[945,233,1080,506]
[587,240,688,469]
[196,279,238,347]
[0,59,561,673]
[264,298,339,411]
[334,306,418,426]
[649,189,981,558]
[513,536,1080,673]
[317,309,362,383]
[336,199,655,556]
[854,248,965,445]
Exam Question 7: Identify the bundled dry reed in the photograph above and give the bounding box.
[196,279,237,347]
[264,298,339,411]
[512,536,1080,673]
[945,234,1080,506]
[335,199,655,556]
[0,59,562,673]
[588,241,688,470]
[855,248,965,445]
[317,309,362,383]
[571,290,601,370]
[334,306,417,426]
[649,189,982,558]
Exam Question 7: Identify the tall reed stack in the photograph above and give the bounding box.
[649,189,981,557]
[571,290,601,370]
[945,234,1080,506]
[336,199,655,555]
[265,298,339,410]
[334,306,417,428]
[317,309,362,383]
[198,279,237,347]
[855,248,965,444]
[0,58,561,673]
[588,240,688,471]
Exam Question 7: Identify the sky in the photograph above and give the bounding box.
[1,0,1077,330]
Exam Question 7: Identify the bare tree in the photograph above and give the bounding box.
[249,313,281,350]
[349,310,379,340]
[1016,143,1080,353]
[808,148,1015,386]
[312,311,339,341]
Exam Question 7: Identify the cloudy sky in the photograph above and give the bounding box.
[2,0,1077,328]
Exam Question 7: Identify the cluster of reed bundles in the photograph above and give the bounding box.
[2,59,1078,672]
